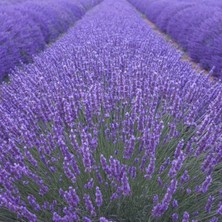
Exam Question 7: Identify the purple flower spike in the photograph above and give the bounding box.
[153,195,159,205]
[144,156,156,179]
[182,211,190,222]
[84,178,94,190]
[63,187,80,208]
[100,217,110,222]
[83,194,96,217]
[217,202,222,215]
[95,186,103,207]
[201,175,213,193]
[172,199,178,208]
[121,172,131,196]
[152,179,178,217]
[83,217,92,222]
[172,213,179,221]
[205,195,214,213]
[210,217,219,222]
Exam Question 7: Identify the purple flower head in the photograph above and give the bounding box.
[153,195,159,205]
[96,170,103,184]
[163,179,178,203]
[180,170,190,184]
[82,143,93,173]
[186,188,192,195]
[217,202,222,215]
[205,195,214,213]
[152,203,164,217]
[109,156,121,178]
[157,176,163,186]
[168,151,185,178]
[84,178,94,190]
[182,211,190,222]
[110,192,120,201]
[27,195,41,211]
[83,194,96,217]
[123,135,136,159]
[95,186,103,207]
[100,154,110,175]
[210,217,219,222]
[121,172,131,196]
[128,166,137,179]
[99,217,110,222]
[174,140,184,158]
[152,179,178,217]
[201,175,213,193]
[144,156,156,179]
[172,213,179,221]
[63,187,80,208]
[172,199,178,208]
[83,217,92,222]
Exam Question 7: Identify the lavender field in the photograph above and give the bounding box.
[0,0,222,221]
[129,0,222,78]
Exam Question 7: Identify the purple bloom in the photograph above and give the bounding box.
[210,217,219,222]
[201,175,213,193]
[83,194,96,217]
[84,178,94,190]
[205,195,214,213]
[100,217,110,222]
[168,151,185,178]
[121,172,131,196]
[217,202,222,215]
[172,213,179,221]
[128,166,137,179]
[27,195,41,211]
[63,187,80,208]
[153,195,159,205]
[144,156,156,179]
[182,211,190,222]
[95,186,103,207]
[83,217,92,222]
[172,199,178,208]
[152,179,178,217]
[180,170,190,184]
[157,176,163,186]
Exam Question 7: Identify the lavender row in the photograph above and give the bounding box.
[128,0,222,79]
[0,0,103,81]
[1,0,222,221]
[0,0,26,5]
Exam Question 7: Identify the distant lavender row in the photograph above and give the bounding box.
[0,0,103,81]
[0,0,27,5]
[1,0,222,221]
[128,0,222,79]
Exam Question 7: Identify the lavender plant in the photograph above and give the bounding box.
[0,0,222,221]
[127,0,222,79]
[0,0,103,81]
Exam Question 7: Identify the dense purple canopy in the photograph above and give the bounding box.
[128,0,222,78]
[0,0,222,221]
[0,0,102,81]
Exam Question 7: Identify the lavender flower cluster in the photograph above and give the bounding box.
[128,0,222,79]
[0,0,102,81]
[1,0,222,221]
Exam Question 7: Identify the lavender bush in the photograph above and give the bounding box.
[0,0,102,81]
[127,0,222,79]
[1,0,222,221]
